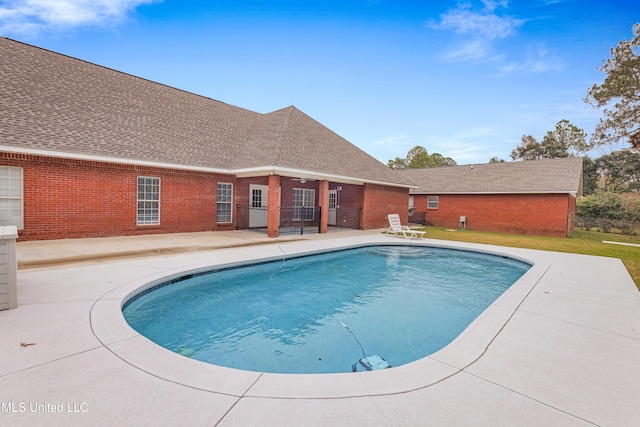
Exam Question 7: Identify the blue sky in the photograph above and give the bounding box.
[1,0,638,165]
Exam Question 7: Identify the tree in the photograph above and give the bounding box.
[510,135,545,160]
[428,152,457,167]
[582,156,599,196]
[387,145,431,169]
[542,119,589,156]
[387,146,456,170]
[510,120,588,160]
[488,156,506,163]
[596,150,640,192]
[584,24,640,149]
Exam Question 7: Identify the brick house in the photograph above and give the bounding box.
[0,37,415,241]
[398,158,584,237]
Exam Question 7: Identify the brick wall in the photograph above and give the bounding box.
[277,179,408,230]
[413,193,575,237]
[332,183,362,210]
[267,175,281,237]
[362,184,409,229]
[1,153,239,241]
[1,152,413,240]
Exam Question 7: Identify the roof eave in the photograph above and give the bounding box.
[233,166,417,188]
[0,146,234,174]
[1,147,417,189]
[410,190,579,196]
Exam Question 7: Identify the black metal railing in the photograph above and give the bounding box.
[234,204,266,230]
[409,211,426,225]
[279,206,321,235]
[236,205,362,235]
[329,207,362,230]
[235,205,321,235]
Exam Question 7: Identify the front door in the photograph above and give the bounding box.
[328,190,337,226]
[249,184,269,227]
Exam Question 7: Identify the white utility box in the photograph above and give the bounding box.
[0,226,18,310]
[459,216,467,231]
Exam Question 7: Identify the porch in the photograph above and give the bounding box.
[235,205,362,236]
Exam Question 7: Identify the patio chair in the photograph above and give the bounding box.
[385,214,425,239]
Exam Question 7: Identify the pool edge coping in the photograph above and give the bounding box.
[89,235,547,400]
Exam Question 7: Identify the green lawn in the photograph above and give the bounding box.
[413,226,640,291]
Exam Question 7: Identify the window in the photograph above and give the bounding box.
[328,191,337,210]
[293,188,315,220]
[251,188,263,208]
[0,167,23,229]
[137,176,160,225]
[217,182,233,223]
[427,196,439,209]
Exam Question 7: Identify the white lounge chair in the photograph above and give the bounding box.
[385,214,425,239]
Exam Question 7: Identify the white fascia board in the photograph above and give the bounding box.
[232,166,416,189]
[409,190,577,195]
[1,146,416,189]
[0,146,233,174]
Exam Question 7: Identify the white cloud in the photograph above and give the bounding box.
[369,127,509,165]
[431,2,564,75]
[441,38,505,63]
[482,0,509,11]
[436,7,520,40]
[0,0,157,35]
[498,43,564,75]
[430,1,524,64]
[369,134,413,163]
[372,134,411,148]
[425,126,510,164]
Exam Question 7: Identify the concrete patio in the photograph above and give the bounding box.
[1,230,639,426]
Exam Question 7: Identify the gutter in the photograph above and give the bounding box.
[410,191,579,196]
[0,146,416,189]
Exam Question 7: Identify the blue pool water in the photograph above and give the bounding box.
[123,245,530,374]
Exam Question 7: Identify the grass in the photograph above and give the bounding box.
[414,226,640,290]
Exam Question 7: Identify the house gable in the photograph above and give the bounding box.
[0,37,416,240]
[400,158,584,238]
[399,158,584,196]
[0,37,413,189]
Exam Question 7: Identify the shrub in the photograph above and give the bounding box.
[621,193,640,222]
[576,192,625,219]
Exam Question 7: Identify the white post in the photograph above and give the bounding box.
[0,226,18,310]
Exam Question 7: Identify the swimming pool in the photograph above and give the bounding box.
[123,245,530,374]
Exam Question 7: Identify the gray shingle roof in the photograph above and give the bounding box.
[398,157,584,195]
[0,37,412,187]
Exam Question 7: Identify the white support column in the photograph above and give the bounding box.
[0,225,18,310]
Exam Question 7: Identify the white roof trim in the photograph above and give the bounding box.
[233,166,416,188]
[0,146,234,174]
[410,190,578,195]
[1,146,416,189]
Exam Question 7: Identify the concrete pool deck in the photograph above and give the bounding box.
[2,230,639,426]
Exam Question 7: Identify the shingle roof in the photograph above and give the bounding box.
[0,37,412,187]
[398,157,584,195]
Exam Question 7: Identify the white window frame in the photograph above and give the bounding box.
[217,182,233,223]
[137,176,160,225]
[0,166,23,229]
[293,188,315,221]
[427,196,439,209]
[329,191,337,209]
